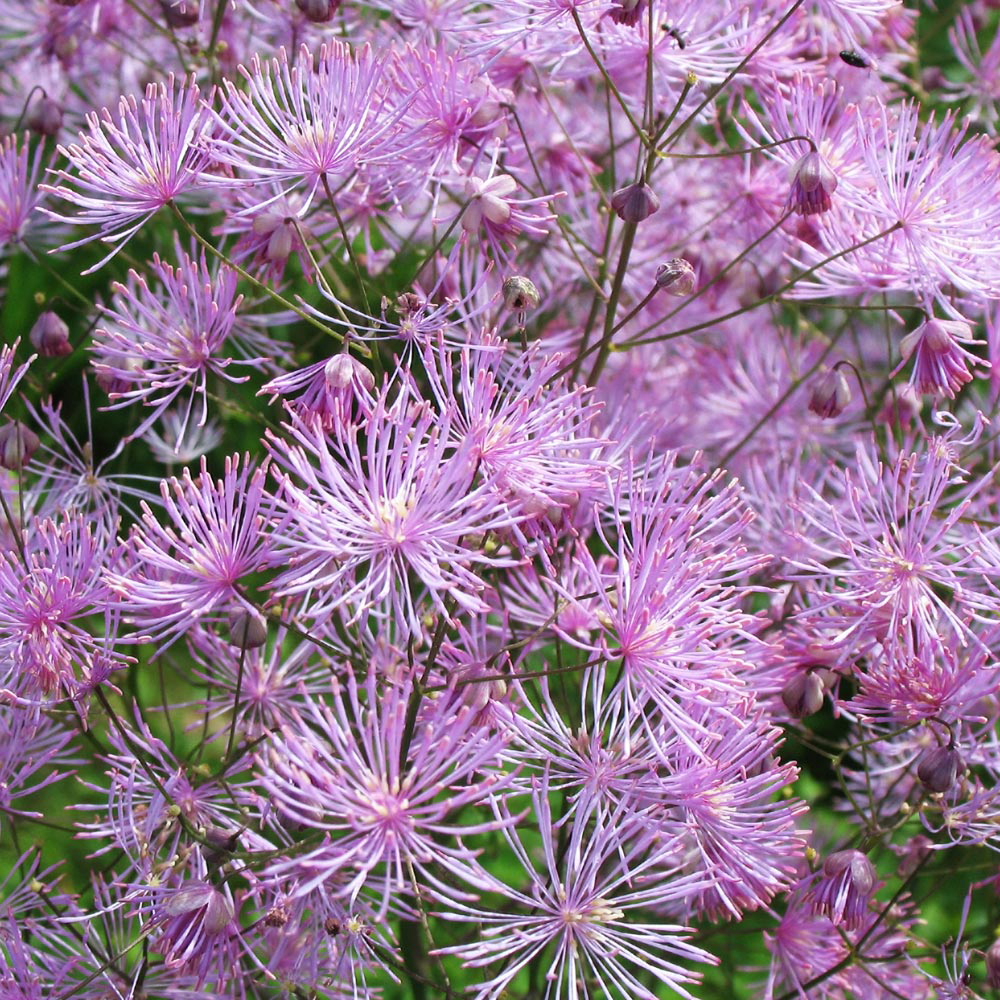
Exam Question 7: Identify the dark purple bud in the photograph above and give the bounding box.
[781,671,825,718]
[610,182,660,223]
[502,275,540,313]
[29,311,72,358]
[655,258,696,296]
[160,0,200,26]
[789,151,837,215]
[917,745,964,793]
[25,96,63,136]
[228,607,267,649]
[0,421,39,470]
[295,0,342,22]
[808,365,852,418]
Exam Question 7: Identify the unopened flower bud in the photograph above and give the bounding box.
[916,745,964,793]
[0,421,39,470]
[655,258,695,296]
[788,151,837,215]
[808,365,852,418]
[160,0,200,26]
[324,353,375,392]
[228,607,267,649]
[781,671,825,718]
[29,311,72,358]
[610,182,660,222]
[502,275,540,313]
[295,0,342,21]
[25,97,63,136]
[986,938,1000,989]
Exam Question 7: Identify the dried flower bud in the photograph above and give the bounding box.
[655,258,695,296]
[502,275,540,313]
[0,421,39,470]
[780,671,825,718]
[160,0,200,26]
[808,365,852,418]
[295,0,342,21]
[788,151,837,215]
[29,311,72,358]
[916,745,964,793]
[610,182,660,223]
[227,607,267,649]
[25,96,63,137]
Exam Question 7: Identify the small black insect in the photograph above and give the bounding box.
[839,50,868,68]
[662,23,687,49]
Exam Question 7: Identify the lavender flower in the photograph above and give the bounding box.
[43,76,208,267]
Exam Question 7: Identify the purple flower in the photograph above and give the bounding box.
[267,381,527,637]
[0,132,48,253]
[258,666,515,913]
[92,244,267,449]
[437,776,716,1000]
[806,849,877,929]
[106,454,276,653]
[43,76,208,268]
[208,42,408,209]
[897,317,988,399]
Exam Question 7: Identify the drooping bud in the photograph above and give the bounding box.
[0,421,39,470]
[25,96,63,136]
[788,151,838,215]
[916,745,964,793]
[227,607,267,650]
[160,0,200,26]
[655,258,696,296]
[780,671,825,718]
[295,0,342,21]
[324,353,375,393]
[502,275,540,314]
[610,182,660,223]
[29,311,72,358]
[808,364,852,418]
